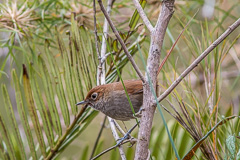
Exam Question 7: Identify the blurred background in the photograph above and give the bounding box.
[0,0,240,159]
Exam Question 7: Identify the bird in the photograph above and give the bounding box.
[76,80,143,121]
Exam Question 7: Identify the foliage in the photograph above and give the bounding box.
[0,0,239,159]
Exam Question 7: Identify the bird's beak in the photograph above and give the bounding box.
[76,100,88,106]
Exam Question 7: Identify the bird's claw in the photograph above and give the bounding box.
[127,137,137,147]
[116,133,131,146]
[134,108,144,118]
[116,121,140,147]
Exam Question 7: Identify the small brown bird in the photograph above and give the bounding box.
[76,80,143,121]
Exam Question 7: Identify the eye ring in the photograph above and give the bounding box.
[91,92,98,100]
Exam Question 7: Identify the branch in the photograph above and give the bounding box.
[132,0,154,32]
[96,1,127,159]
[134,0,175,159]
[93,0,101,85]
[156,17,240,104]
[99,0,113,85]
[157,11,197,75]
[91,138,137,160]
[98,0,145,83]
[107,117,126,160]
[90,116,107,159]
[45,105,87,160]
[112,119,126,136]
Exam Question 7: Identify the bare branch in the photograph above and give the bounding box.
[45,105,87,159]
[90,116,107,159]
[132,0,154,32]
[157,11,197,75]
[134,1,175,159]
[96,1,127,159]
[93,0,100,57]
[107,117,126,160]
[112,119,126,136]
[156,17,240,104]
[91,138,137,160]
[99,0,113,85]
[98,0,145,83]
[93,0,101,85]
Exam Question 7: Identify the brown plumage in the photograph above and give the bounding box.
[77,80,143,121]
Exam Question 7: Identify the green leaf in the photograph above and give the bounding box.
[120,32,127,40]
[0,137,10,159]
[22,64,47,157]
[94,141,104,158]
[129,0,147,31]
[29,64,55,148]
[2,85,26,159]
[226,135,236,159]
[38,56,62,136]
[44,40,70,126]
[68,30,85,103]
[0,70,9,78]
[12,70,37,159]
[106,30,146,83]
[56,28,77,115]
[112,39,119,52]
[237,149,240,160]
[182,116,238,160]
[58,110,99,152]
[0,95,16,160]
[80,146,89,160]
[71,13,95,91]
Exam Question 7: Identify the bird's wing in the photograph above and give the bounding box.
[124,80,143,95]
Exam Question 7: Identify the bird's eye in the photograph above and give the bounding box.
[91,92,98,100]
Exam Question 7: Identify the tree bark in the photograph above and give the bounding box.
[134,1,175,159]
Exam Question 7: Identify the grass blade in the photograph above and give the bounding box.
[29,64,55,148]
[56,29,77,115]
[44,40,70,126]
[182,116,238,160]
[2,85,26,159]
[12,69,37,160]
[38,56,62,136]
[0,87,16,160]
[22,64,47,157]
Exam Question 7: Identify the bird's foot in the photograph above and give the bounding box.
[116,133,131,146]
[134,108,144,118]
[116,121,139,146]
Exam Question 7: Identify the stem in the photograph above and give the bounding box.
[156,17,240,104]
[90,116,107,159]
[45,105,87,160]
[93,0,101,85]
[96,0,127,159]
[132,0,154,32]
[91,139,137,160]
[98,0,145,83]
[134,1,175,159]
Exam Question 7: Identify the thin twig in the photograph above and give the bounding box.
[45,105,87,160]
[156,18,240,104]
[101,51,114,64]
[157,11,198,75]
[90,116,107,159]
[112,119,126,136]
[98,0,145,83]
[134,0,175,159]
[99,0,113,85]
[93,0,100,58]
[132,0,154,32]
[96,0,127,159]
[91,138,137,160]
[93,0,101,85]
[107,117,127,160]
